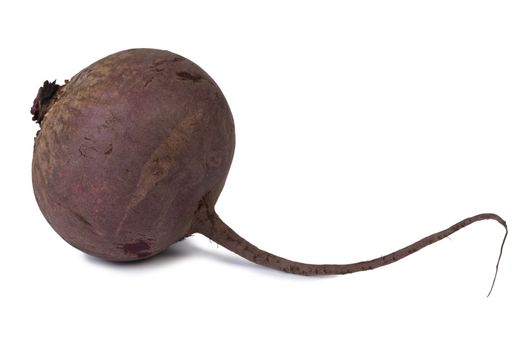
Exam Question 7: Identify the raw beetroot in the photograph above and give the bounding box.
[31,49,507,294]
[32,49,234,260]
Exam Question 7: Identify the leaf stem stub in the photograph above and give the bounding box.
[31,80,60,125]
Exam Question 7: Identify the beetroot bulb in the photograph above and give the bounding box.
[31,49,508,295]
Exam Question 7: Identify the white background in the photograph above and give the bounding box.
[1,1,525,349]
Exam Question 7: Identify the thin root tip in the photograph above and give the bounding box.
[486,222,508,297]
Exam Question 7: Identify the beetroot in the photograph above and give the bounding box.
[31,48,507,294]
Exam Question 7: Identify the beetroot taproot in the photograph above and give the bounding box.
[31,48,507,294]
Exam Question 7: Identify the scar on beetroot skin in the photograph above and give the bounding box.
[176,71,202,82]
[119,239,152,258]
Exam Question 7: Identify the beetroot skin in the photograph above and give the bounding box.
[31,49,507,294]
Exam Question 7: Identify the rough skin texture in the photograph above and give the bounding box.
[32,49,235,260]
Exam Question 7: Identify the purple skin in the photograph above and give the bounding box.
[32,49,507,295]
[32,49,235,260]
